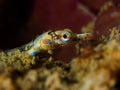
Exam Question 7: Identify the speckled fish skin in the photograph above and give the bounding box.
[4,29,93,56]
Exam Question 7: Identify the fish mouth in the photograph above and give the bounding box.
[76,33,93,41]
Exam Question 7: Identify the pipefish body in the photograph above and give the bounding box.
[2,29,93,57]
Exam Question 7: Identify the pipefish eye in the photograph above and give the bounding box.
[61,32,71,42]
[63,34,68,39]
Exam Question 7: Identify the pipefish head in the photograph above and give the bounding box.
[52,29,93,44]
[34,29,93,51]
[38,29,76,50]
[28,29,93,56]
[52,29,76,45]
[28,29,75,56]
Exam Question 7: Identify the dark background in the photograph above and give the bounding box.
[0,0,34,49]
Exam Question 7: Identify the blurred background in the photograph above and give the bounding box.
[0,0,120,62]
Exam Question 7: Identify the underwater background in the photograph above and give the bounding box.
[0,0,120,90]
